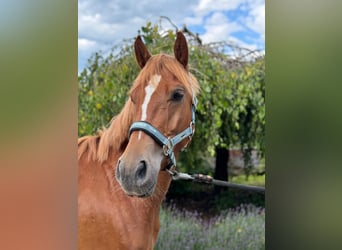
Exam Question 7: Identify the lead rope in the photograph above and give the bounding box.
[167,169,265,193]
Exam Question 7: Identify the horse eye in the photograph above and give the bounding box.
[171,91,184,102]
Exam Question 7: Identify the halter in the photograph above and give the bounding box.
[128,96,198,171]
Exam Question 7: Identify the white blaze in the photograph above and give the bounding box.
[138,74,161,140]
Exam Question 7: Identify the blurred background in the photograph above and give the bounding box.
[2,0,342,249]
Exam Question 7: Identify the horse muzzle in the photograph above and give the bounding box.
[116,157,158,197]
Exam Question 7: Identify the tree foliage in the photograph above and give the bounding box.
[78,20,265,174]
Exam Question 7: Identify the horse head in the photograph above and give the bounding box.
[116,32,199,197]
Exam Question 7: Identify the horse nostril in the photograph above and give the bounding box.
[136,160,147,180]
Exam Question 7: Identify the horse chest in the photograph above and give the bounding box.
[78,162,159,250]
[78,199,158,250]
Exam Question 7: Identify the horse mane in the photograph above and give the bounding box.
[78,54,200,163]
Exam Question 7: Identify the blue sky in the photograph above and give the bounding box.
[78,0,264,73]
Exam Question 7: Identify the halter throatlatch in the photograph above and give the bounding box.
[128,97,197,172]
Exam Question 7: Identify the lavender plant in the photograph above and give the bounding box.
[155,204,265,250]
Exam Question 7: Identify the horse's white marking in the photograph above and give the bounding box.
[138,74,161,140]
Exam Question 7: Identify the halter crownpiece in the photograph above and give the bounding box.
[128,97,198,171]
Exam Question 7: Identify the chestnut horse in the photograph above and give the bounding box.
[78,32,200,250]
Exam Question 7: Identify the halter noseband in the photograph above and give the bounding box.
[128,97,197,172]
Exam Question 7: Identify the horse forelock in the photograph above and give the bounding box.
[130,54,199,98]
[78,53,200,163]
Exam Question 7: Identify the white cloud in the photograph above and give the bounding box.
[183,16,204,26]
[78,38,97,51]
[245,2,265,39]
[196,0,244,14]
[78,12,125,43]
[78,0,265,72]
[201,12,242,43]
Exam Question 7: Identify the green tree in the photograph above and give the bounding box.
[78,20,265,182]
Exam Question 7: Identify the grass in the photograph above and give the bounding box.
[155,204,265,250]
[230,174,265,187]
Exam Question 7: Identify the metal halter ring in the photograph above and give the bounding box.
[162,139,173,156]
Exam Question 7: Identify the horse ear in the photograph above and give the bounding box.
[174,32,188,70]
[134,36,151,69]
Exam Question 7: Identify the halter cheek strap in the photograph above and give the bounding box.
[128,97,197,170]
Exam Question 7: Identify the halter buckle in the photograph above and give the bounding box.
[187,121,196,142]
[190,121,195,136]
[162,138,173,156]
